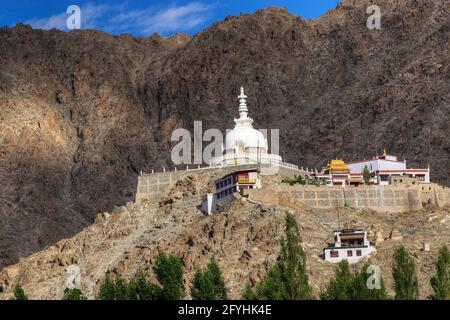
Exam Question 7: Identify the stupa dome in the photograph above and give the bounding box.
[224,87,268,154]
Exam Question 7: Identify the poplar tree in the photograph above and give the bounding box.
[98,274,116,300]
[241,282,257,300]
[129,271,160,300]
[278,212,312,299]
[154,251,185,300]
[393,246,419,300]
[351,263,388,300]
[321,262,388,300]
[98,274,130,300]
[246,212,313,300]
[320,260,354,300]
[430,245,450,300]
[191,259,228,300]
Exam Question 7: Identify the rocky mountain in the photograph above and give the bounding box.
[0,172,449,299]
[0,0,449,269]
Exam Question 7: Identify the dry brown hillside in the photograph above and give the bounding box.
[0,172,449,299]
[0,0,449,269]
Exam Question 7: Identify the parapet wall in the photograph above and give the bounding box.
[135,164,308,202]
[247,183,450,213]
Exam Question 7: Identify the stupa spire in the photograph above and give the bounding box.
[238,87,248,119]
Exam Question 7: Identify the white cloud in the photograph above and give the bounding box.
[106,2,217,35]
[26,12,67,30]
[24,1,216,35]
[25,2,119,31]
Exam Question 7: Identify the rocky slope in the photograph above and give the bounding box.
[0,172,449,299]
[0,0,449,268]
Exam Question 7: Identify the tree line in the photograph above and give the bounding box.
[10,212,450,300]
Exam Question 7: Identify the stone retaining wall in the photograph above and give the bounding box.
[135,164,308,202]
[248,183,450,213]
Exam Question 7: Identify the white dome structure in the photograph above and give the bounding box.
[224,87,268,154]
[210,87,283,167]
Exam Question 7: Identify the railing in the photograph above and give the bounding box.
[140,153,306,176]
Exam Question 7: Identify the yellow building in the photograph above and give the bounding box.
[319,159,364,186]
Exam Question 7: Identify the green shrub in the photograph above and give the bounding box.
[63,288,87,300]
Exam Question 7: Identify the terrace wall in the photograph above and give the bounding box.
[248,183,450,213]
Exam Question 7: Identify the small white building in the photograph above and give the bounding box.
[323,229,376,264]
[347,151,430,185]
[201,169,262,214]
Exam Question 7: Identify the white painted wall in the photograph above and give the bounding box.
[324,246,376,264]
[201,193,217,214]
[348,159,406,174]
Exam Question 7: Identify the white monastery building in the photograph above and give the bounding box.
[323,229,376,264]
[201,169,262,214]
[347,150,430,186]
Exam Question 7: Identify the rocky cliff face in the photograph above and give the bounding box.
[0,0,449,268]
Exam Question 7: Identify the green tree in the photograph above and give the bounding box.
[98,275,115,300]
[97,274,130,300]
[63,288,87,300]
[154,252,184,300]
[278,212,312,299]
[254,264,286,300]
[363,166,371,185]
[113,275,130,300]
[129,271,161,300]
[246,212,313,300]
[241,282,257,300]
[431,245,450,300]
[321,262,388,300]
[191,259,228,300]
[12,284,28,300]
[320,260,354,300]
[351,264,388,300]
[393,246,419,300]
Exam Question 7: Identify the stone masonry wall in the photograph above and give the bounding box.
[248,183,450,213]
[135,164,308,202]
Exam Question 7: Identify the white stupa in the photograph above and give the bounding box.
[210,87,283,167]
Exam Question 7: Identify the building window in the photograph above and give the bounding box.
[347,250,353,257]
[356,250,362,256]
[217,193,221,199]
[330,251,339,258]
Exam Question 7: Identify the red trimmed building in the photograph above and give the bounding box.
[346,150,430,186]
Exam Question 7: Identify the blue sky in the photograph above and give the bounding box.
[1,0,341,36]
